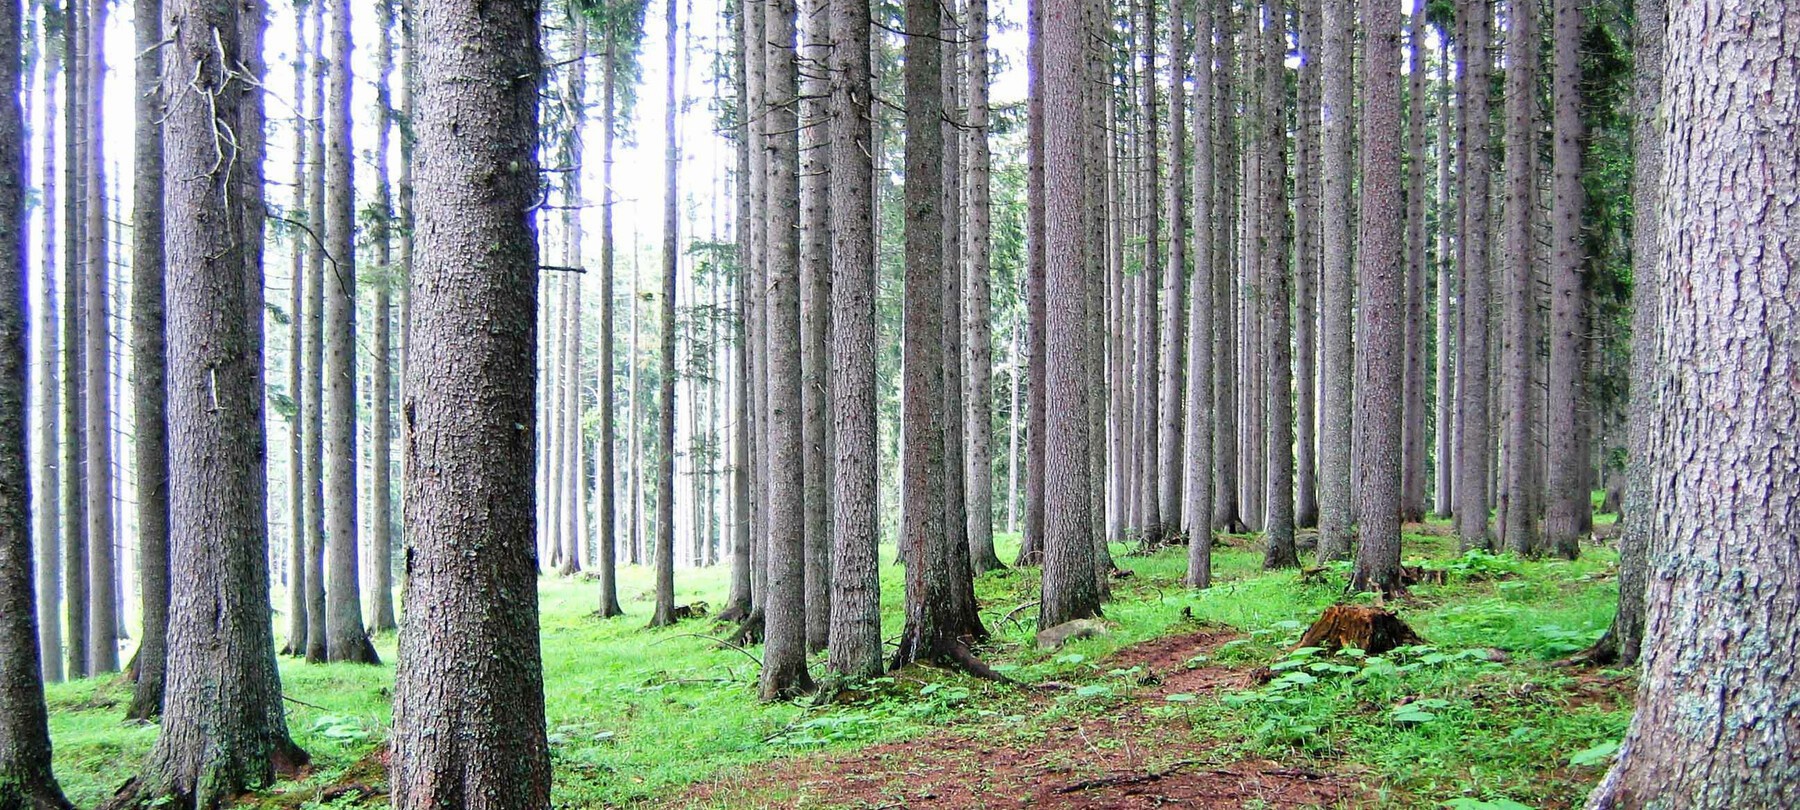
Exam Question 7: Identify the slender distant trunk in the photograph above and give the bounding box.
[392,0,551,803]
[595,13,625,619]
[1158,0,1187,540]
[1019,0,1047,566]
[1183,0,1215,588]
[279,30,310,658]
[1453,0,1494,550]
[59,0,87,680]
[33,10,62,685]
[826,0,880,680]
[1399,0,1429,524]
[1006,324,1021,534]
[108,0,313,799]
[1316,0,1354,562]
[366,0,399,633]
[1432,35,1455,518]
[558,14,588,577]
[83,0,116,676]
[1259,0,1296,570]
[324,0,378,664]
[1350,0,1403,594]
[743,0,768,617]
[1134,0,1163,549]
[302,0,328,662]
[126,0,170,719]
[1293,0,1320,531]
[649,0,681,630]
[1582,0,1659,668]
[1499,0,1539,555]
[1540,0,1587,559]
[1586,1,1799,800]
[1,0,74,796]
[798,0,832,651]
[964,0,1002,574]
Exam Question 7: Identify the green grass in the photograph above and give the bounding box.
[45,523,1630,808]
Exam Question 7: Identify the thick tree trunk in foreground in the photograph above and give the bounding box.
[1582,0,1660,668]
[391,0,551,805]
[1038,0,1100,630]
[1260,0,1296,571]
[1587,2,1799,801]
[1539,0,1587,559]
[1315,0,1354,562]
[127,0,171,720]
[0,0,75,797]
[827,0,882,681]
[108,1,311,801]
[1350,0,1403,595]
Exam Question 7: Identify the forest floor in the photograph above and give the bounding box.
[45,513,1632,809]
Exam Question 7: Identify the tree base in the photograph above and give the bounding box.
[889,634,1012,684]
[1294,605,1423,655]
[0,783,76,810]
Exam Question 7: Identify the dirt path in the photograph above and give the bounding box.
[678,629,1369,809]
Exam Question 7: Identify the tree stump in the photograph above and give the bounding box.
[1294,605,1424,655]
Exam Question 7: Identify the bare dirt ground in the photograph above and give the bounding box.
[679,629,1371,809]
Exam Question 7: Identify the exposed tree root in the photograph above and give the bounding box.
[889,633,1013,684]
[725,610,765,647]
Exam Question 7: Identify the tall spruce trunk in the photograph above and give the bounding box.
[1158,0,1188,540]
[798,0,833,651]
[1431,36,1455,518]
[1586,1,1799,800]
[391,0,551,803]
[650,0,681,629]
[1498,0,1539,555]
[281,21,310,658]
[964,0,1003,574]
[1210,0,1240,535]
[1539,0,1587,558]
[32,7,62,685]
[323,0,377,664]
[1260,0,1296,570]
[108,0,313,799]
[1315,0,1354,562]
[59,0,87,681]
[1183,0,1216,587]
[1293,0,1320,530]
[1019,0,1047,565]
[82,0,115,676]
[595,9,625,619]
[0,0,74,796]
[1134,0,1163,548]
[1453,0,1494,550]
[301,0,328,661]
[1399,0,1428,523]
[126,0,170,718]
[365,0,398,632]
[826,0,881,680]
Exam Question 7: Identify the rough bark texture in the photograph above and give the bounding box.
[1158,0,1187,540]
[301,0,328,662]
[127,0,170,719]
[1,0,74,796]
[1134,0,1163,549]
[649,0,681,630]
[59,0,86,681]
[758,0,813,699]
[798,0,832,653]
[366,0,398,633]
[391,0,551,804]
[1539,0,1587,559]
[826,0,881,681]
[963,0,1002,575]
[1038,0,1100,631]
[1183,0,1215,589]
[1582,0,1659,668]
[1349,0,1403,596]
[1260,0,1296,571]
[1431,37,1455,518]
[1498,0,1539,556]
[82,0,115,676]
[1587,2,1798,802]
[594,6,624,620]
[1315,0,1354,562]
[108,0,312,801]
[323,0,377,664]
[1398,0,1428,524]
[1210,0,1240,535]
[1453,0,1493,550]
[1019,0,1047,566]
[1293,0,1320,530]
[940,0,978,619]
[281,21,310,658]
[31,10,61,685]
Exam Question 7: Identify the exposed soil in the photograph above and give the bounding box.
[679,629,1370,809]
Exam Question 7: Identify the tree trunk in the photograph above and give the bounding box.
[280,19,310,658]
[595,7,625,620]
[366,0,399,633]
[1398,0,1428,524]
[1432,34,1455,518]
[1260,0,1296,571]
[1019,0,1047,566]
[323,0,378,664]
[1158,0,1188,541]
[557,14,588,578]
[1183,0,1215,588]
[1539,0,1587,559]
[126,0,170,719]
[1134,0,1163,549]
[1581,0,1659,669]
[302,0,328,662]
[83,0,116,676]
[1293,0,1320,531]
[0,0,75,797]
[798,0,832,652]
[1211,0,1240,535]
[60,0,86,681]
[391,1,551,803]
[1316,0,1354,562]
[964,0,1002,574]
[108,0,313,799]
[649,0,681,630]
[1586,3,1799,800]
[1038,0,1100,631]
[1349,0,1403,595]
[826,0,881,681]
[33,6,62,685]
[1498,0,1539,555]
[1453,0,1494,550]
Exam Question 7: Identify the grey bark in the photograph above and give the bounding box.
[59,0,85,680]
[1399,0,1428,523]
[1432,35,1454,517]
[649,0,680,629]
[1019,0,1046,566]
[595,4,624,619]
[1210,0,1240,535]
[1539,0,1587,558]
[32,8,61,685]
[1499,0,1538,555]
[1316,0,1354,562]
[1585,2,1799,800]
[1261,0,1296,571]
[1293,0,1320,530]
[83,0,115,676]
[799,0,832,652]
[301,0,327,662]
[1158,0,1188,540]
[1184,0,1216,588]
[280,17,309,658]
[391,0,551,803]
[365,0,398,632]
[964,0,1002,574]
[1134,0,1162,548]
[1453,0,1493,550]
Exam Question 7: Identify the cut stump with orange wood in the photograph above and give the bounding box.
[1295,605,1424,655]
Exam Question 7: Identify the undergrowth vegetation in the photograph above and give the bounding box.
[44,520,1629,808]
